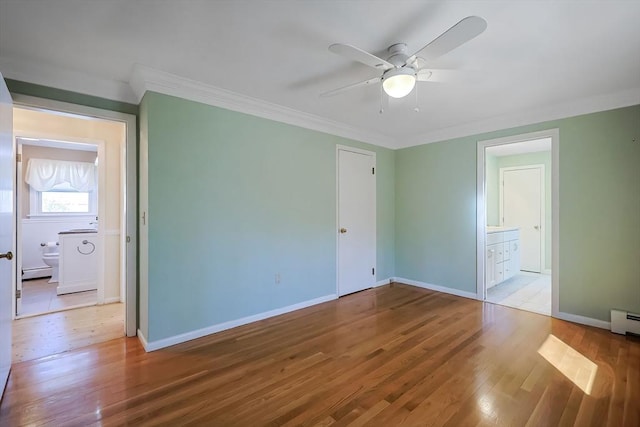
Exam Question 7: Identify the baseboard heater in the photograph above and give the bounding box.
[22,266,52,280]
[611,309,640,336]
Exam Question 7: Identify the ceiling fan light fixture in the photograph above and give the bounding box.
[382,68,416,98]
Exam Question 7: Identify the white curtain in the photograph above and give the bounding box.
[26,158,96,192]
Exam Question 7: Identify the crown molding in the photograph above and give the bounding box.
[401,86,640,148]
[0,56,138,104]
[129,64,397,149]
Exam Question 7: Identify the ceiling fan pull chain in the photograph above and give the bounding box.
[414,83,420,113]
[379,84,384,114]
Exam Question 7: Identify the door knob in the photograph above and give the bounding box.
[534,225,540,230]
[339,228,347,234]
[0,251,13,261]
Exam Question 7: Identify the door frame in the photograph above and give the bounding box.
[335,144,376,297]
[11,94,138,337]
[499,164,545,273]
[476,129,559,318]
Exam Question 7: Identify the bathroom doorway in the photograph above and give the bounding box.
[10,95,137,361]
[476,130,559,317]
[15,137,101,317]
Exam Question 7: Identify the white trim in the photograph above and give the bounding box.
[137,329,149,351]
[130,65,396,148]
[336,145,377,297]
[140,294,338,352]
[104,296,121,304]
[556,312,610,330]
[476,129,560,317]
[11,94,138,337]
[0,56,138,104]
[403,87,640,148]
[499,164,545,273]
[104,229,119,236]
[542,269,552,275]
[374,278,391,287]
[394,277,478,300]
[3,57,637,151]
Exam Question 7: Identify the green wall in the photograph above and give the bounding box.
[396,105,640,321]
[142,92,395,341]
[486,151,552,270]
[4,78,138,115]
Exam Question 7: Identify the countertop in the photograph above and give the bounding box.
[486,226,519,233]
[58,229,98,235]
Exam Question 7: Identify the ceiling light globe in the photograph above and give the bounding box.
[382,70,416,98]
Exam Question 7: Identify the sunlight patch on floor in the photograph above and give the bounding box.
[537,334,597,395]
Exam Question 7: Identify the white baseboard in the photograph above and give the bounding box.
[556,311,611,330]
[542,269,552,275]
[393,277,478,300]
[141,294,338,352]
[103,296,121,304]
[22,267,52,280]
[137,329,149,351]
[374,278,391,287]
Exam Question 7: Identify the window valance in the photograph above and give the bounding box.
[25,158,96,192]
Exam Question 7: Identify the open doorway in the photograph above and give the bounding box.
[10,95,137,362]
[16,137,100,317]
[476,130,559,317]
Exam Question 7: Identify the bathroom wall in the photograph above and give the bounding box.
[14,108,125,302]
[395,104,640,322]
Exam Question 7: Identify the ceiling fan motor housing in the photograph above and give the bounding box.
[386,43,412,68]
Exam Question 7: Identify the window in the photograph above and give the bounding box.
[30,183,96,216]
[26,158,97,216]
[41,190,91,213]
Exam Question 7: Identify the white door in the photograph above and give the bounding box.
[502,166,543,272]
[0,73,14,396]
[337,147,376,296]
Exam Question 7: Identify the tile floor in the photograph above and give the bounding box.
[20,277,97,317]
[486,272,551,315]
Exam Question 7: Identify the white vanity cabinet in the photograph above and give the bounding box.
[486,227,520,289]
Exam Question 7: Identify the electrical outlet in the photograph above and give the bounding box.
[275,273,281,284]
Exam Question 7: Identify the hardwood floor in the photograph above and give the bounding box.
[1,284,638,426]
[12,302,125,363]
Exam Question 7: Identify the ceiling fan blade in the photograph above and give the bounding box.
[408,16,487,64]
[320,77,382,97]
[329,43,394,71]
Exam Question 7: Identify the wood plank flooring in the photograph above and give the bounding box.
[12,302,125,362]
[1,284,638,426]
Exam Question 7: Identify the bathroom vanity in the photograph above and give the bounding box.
[486,226,520,288]
[57,229,99,295]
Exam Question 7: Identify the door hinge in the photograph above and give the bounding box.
[372,167,375,175]
[16,153,21,162]
[372,267,375,275]
[16,289,21,298]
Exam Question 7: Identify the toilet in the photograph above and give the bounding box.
[41,242,59,283]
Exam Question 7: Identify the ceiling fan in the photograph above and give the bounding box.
[321,16,487,100]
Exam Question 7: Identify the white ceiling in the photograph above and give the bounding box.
[1,1,639,149]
